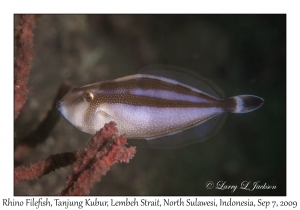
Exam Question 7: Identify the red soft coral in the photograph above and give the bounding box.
[14,122,136,195]
[60,122,136,195]
[14,15,36,119]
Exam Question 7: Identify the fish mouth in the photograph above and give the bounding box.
[56,100,63,111]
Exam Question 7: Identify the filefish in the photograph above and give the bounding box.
[57,65,264,149]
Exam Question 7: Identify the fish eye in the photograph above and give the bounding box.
[83,91,94,102]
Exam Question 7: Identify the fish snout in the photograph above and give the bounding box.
[56,100,63,111]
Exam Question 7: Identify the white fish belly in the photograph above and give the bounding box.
[103,103,223,138]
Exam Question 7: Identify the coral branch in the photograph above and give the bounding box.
[14,15,36,120]
[14,122,136,196]
[14,81,71,162]
[59,122,136,196]
[14,152,78,185]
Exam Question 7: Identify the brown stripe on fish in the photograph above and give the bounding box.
[217,97,237,113]
[82,101,100,133]
[99,77,216,100]
[91,77,223,108]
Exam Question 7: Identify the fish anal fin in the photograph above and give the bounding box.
[146,113,227,149]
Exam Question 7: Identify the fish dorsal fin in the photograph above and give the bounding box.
[139,64,225,99]
[146,113,227,149]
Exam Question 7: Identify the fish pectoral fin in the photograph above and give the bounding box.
[146,113,227,149]
[97,109,113,118]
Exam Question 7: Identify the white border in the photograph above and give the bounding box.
[2,1,299,209]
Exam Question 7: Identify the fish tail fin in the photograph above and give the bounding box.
[221,95,264,113]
